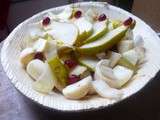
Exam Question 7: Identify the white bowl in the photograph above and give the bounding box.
[1,2,160,112]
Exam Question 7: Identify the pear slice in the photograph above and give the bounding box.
[26,59,45,80]
[57,6,73,21]
[113,65,134,88]
[122,28,133,40]
[118,40,134,53]
[88,81,96,95]
[134,35,144,47]
[47,21,78,45]
[28,23,44,40]
[77,25,128,55]
[111,20,122,29]
[45,40,57,60]
[96,52,107,59]
[108,21,114,31]
[83,21,108,44]
[57,45,73,58]
[74,17,93,45]
[33,38,47,52]
[122,49,138,66]
[135,46,145,64]
[106,51,122,68]
[20,48,35,67]
[108,20,121,31]
[92,79,123,100]
[48,56,68,91]
[85,8,98,23]
[62,76,92,100]
[32,62,55,93]
[78,57,99,71]
[43,33,54,41]
[118,57,136,71]
[70,65,90,79]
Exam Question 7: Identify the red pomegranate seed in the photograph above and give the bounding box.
[42,17,50,26]
[98,14,107,21]
[64,59,77,69]
[34,52,45,61]
[68,74,80,84]
[123,17,133,26]
[74,10,82,18]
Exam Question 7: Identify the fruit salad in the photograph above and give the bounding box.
[19,6,145,100]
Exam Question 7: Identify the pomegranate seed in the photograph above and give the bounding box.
[34,52,45,61]
[64,59,77,69]
[68,74,80,84]
[123,17,133,26]
[74,10,82,18]
[42,17,50,26]
[98,14,107,21]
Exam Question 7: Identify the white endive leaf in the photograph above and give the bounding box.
[92,79,123,100]
[32,62,55,93]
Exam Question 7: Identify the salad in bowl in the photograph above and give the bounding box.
[3,2,160,111]
[19,4,145,100]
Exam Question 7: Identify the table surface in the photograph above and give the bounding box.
[1,42,160,120]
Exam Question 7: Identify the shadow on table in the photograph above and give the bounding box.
[21,71,160,120]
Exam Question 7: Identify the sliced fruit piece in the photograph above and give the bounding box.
[113,65,134,87]
[57,45,73,58]
[118,57,136,70]
[48,56,68,91]
[62,76,92,100]
[45,40,57,60]
[92,79,123,100]
[26,59,45,80]
[134,35,144,47]
[83,21,108,44]
[108,21,114,31]
[88,81,96,95]
[96,52,107,59]
[85,8,98,23]
[94,60,119,88]
[122,49,138,66]
[57,6,73,21]
[135,46,145,64]
[70,65,90,79]
[28,23,44,40]
[112,20,122,29]
[78,57,99,71]
[32,62,55,93]
[74,17,93,45]
[45,12,58,21]
[47,21,78,45]
[122,28,133,40]
[43,33,54,41]
[118,40,134,53]
[20,48,35,67]
[77,25,129,55]
[33,38,47,52]
[106,51,121,68]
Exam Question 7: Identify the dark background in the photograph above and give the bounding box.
[0,0,160,120]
